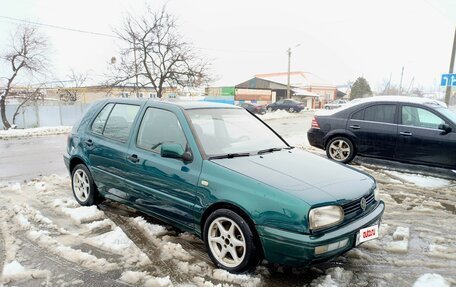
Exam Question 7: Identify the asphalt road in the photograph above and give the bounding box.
[0,134,68,182]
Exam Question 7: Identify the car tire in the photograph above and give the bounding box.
[71,164,101,206]
[267,107,273,112]
[326,137,356,164]
[325,106,331,110]
[288,107,295,113]
[204,209,260,273]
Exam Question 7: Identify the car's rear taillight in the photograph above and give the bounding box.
[311,117,320,129]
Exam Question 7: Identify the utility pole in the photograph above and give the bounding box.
[445,27,456,105]
[287,48,291,99]
[398,66,404,95]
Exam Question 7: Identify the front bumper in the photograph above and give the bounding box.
[256,201,385,266]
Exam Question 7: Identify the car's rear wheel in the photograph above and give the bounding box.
[267,107,273,112]
[204,209,259,273]
[71,164,101,206]
[326,137,355,163]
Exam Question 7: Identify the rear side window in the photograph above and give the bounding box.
[91,103,114,134]
[137,108,187,153]
[102,104,140,142]
[364,104,396,124]
[351,109,364,120]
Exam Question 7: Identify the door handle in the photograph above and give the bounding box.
[400,131,412,136]
[127,154,140,163]
[349,125,360,130]
[85,139,93,146]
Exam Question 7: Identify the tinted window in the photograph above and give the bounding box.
[103,104,140,142]
[91,103,114,134]
[351,109,364,120]
[402,106,444,129]
[364,105,396,124]
[137,108,187,153]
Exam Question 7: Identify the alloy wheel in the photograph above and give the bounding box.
[329,139,351,161]
[73,169,90,202]
[207,217,246,268]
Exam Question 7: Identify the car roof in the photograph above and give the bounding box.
[101,98,241,110]
[350,96,446,107]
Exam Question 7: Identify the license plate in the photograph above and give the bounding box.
[356,224,379,246]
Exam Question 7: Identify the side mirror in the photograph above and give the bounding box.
[161,143,193,162]
[438,123,452,134]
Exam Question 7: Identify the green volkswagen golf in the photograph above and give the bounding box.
[64,99,384,273]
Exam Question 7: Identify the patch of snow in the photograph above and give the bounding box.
[86,226,134,254]
[0,126,72,139]
[27,229,117,272]
[2,260,25,276]
[130,216,168,237]
[160,242,192,261]
[258,110,303,120]
[56,205,104,224]
[83,218,115,231]
[34,181,47,192]
[310,267,353,287]
[386,240,409,253]
[9,182,21,191]
[120,271,173,287]
[384,171,451,189]
[1,260,51,285]
[413,273,450,287]
[211,269,262,287]
[393,227,410,241]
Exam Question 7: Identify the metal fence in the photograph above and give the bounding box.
[5,102,91,129]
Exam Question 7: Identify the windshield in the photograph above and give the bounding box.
[437,107,456,125]
[186,108,288,157]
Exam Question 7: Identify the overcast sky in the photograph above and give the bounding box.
[1,0,455,92]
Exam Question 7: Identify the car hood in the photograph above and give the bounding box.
[211,149,375,206]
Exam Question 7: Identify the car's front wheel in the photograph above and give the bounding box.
[288,107,295,113]
[71,164,101,206]
[204,209,259,273]
[326,137,355,163]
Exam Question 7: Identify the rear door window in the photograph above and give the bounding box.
[351,109,364,120]
[364,104,396,124]
[102,104,140,142]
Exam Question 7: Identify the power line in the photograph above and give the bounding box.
[0,15,119,39]
[0,15,280,55]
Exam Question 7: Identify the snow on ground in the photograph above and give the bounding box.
[258,110,311,121]
[383,170,452,189]
[0,126,71,139]
[413,273,450,287]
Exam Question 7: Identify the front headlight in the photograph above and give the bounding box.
[309,205,344,230]
[374,186,380,201]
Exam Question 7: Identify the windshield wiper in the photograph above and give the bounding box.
[208,153,250,160]
[257,147,282,155]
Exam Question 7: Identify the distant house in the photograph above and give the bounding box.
[233,71,337,109]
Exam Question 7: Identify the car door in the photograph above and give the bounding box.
[395,104,456,168]
[125,106,202,229]
[83,102,141,196]
[346,104,398,158]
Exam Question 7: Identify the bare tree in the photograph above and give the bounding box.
[111,5,210,98]
[11,85,44,125]
[0,25,48,129]
[58,69,89,102]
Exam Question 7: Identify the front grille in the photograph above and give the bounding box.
[342,193,375,217]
